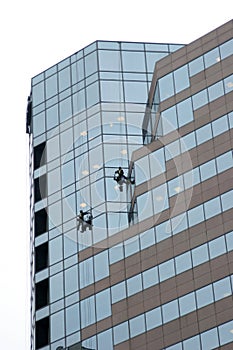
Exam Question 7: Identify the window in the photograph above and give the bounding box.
[34,142,46,170]
[96,289,111,321]
[127,274,142,296]
[143,266,159,289]
[36,278,49,310]
[129,314,145,337]
[35,208,48,236]
[162,300,179,323]
[34,174,47,202]
[111,281,126,303]
[113,321,129,345]
[145,307,162,330]
[35,242,48,272]
[35,317,49,349]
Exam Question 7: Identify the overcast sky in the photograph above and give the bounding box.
[0,1,231,349]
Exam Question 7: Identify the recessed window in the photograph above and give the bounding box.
[34,142,46,170]
[35,317,49,349]
[35,242,48,272]
[35,278,49,310]
[34,208,48,236]
[34,174,47,202]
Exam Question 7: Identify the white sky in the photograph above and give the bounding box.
[0,1,231,349]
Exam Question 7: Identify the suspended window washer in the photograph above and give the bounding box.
[77,210,93,232]
[114,167,135,185]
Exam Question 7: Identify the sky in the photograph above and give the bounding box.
[0,1,231,349]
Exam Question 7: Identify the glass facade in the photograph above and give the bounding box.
[28,21,233,350]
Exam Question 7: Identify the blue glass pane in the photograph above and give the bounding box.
[159,73,174,101]
[122,51,146,72]
[208,81,224,101]
[177,98,193,127]
[174,65,190,93]
[204,47,220,68]
[145,307,162,330]
[98,50,121,71]
[220,38,233,59]
[113,321,129,345]
[189,56,204,76]
[96,289,111,321]
[129,314,145,337]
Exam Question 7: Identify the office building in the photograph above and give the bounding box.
[27,20,233,350]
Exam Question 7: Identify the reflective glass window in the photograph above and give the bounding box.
[156,220,171,242]
[183,167,200,189]
[196,123,212,144]
[213,276,232,301]
[212,114,229,136]
[111,281,126,303]
[137,191,153,221]
[159,259,175,282]
[33,81,45,106]
[113,321,129,344]
[49,236,63,265]
[124,81,148,103]
[140,229,155,250]
[189,56,204,76]
[58,67,71,92]
[204,47,220,68]
[86,82,99,108]
[109,243,124,264]
[45,74,57,99]
[219,320,233,345]
[149,148,165,178]
[129,314,145,337]
[33,112,46,136]
[124,236,140,257]
[143,266,159,289]
[96,289,111,321]
[188,204,204,227]
[46,104,59,130]
[181,131,196,152]
[50,310,64,342]
[65,303,80,335]
[220,38,233,59]
[61,160,75,188]
[153,183,169,214]
[161,106,177,134]
[94,251,109,281]
[201,328,219,349]
[135,155,150,185]
[208,81,224,101]
[79,258,94,289]
[209,235,226,259]
[50,272,64,302]
[175,251,192,274]
[217,151,233,173]
[192,243,209,266]
[167,344,183,350]
[174,65,190,93]
[98,50,120,71]
[200,159,216,182]
[98,329,113,350]
[162,300,179,323]
[122,51,146,72]
[80,296,96,328]
[165,139,181,160]
[159,73,174,101]
[59,97,72,123]
[224,74,233,93]
[65,265,79,295]
[221,190,233,211]
[177,98,193,127]
[146,52,167,72]
[192,89,208,110]
[60,128,73,155]
[145,307,162,330]
[168,176,184,197]
[196,284,214,308]
[72,90,86,114]
[179,292,196,316]
[85,51,97,77]
[101,80,123,102]
[127,274,142,296]
[183,336,201,350]
[171,213,188,235]
[226,231,233,251]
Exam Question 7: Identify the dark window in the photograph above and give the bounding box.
[35,208,48,236]
[35,242,48,272]
[34,142,46,170]
[34,174,47,202]
[35,278,49,310]
[35,316,49,349]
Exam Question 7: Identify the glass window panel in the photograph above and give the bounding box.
[140,229,155,250]
[85,51,97,77]
[94,251,109,281]
[165,139,181,160]
[196,123,212,144]
[200,159,216,182]
[175,251,192,274]
[79,258,94,289]
[209,236,226,259]
[137,191,153,222]
[135,155,150,185]
[146,52,167,72]
[220,38,233,59]
[204,47,220,68]
[58,67,70,92]
[226,231,233,251]
[208,81,224,101]
[143,266,159,289]
[149,148,165,177]
[212,114,229,137]
[45,74,57,99]
[33,81,45,106]
[127,274,142,296]
[80,295,96,328]
[49,236,63,265]
[153,183,169,214]
[129,314,145,337]
[100,80,123,102]
[179,292,196,316]
[167,344,183,350]
[124,236,140,257]
[162,300,179,323]
[86,81,99,108]
[113,321,129,345]
[174,65,190,93]
[192,244,209,266]
[189,56,204,76]
[122,51,146,72]
[217,151,233,173]
[61,160,75,187]
[51,310,64,342]
[188,204,204,227]
[72,90,86,114]
[171,212,188,235]
[46,104,59,130]
[33,111,46,136]
[214,276,232,301]
[177,98,193,127]
[168,176,184,197]
[183,335,201,350]
[96,289,111,321]
[156,220,171,242]
[111,281,126,303]
[59,96,72,123]
[159,259,175,282]
[159,73,174,101]
[201,328,219,349]
[219,320,233,345]
[98,329,113,350]
[66,303,80,335]
[224,74,233,93]
[124,81,148,103]
[180,131,196,152]
[109,243,124,264]
[50,272,64,302]
[146,307,162,330]
[221,190,233,211]
[161,106,177,134]
[65,265,79,295]
[196,284,214,308]
[98,50,120,71]
[60,128,73,155]
[192,89,208,110]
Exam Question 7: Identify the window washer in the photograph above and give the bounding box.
[77,210,93,232]
[114,166,135,184]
